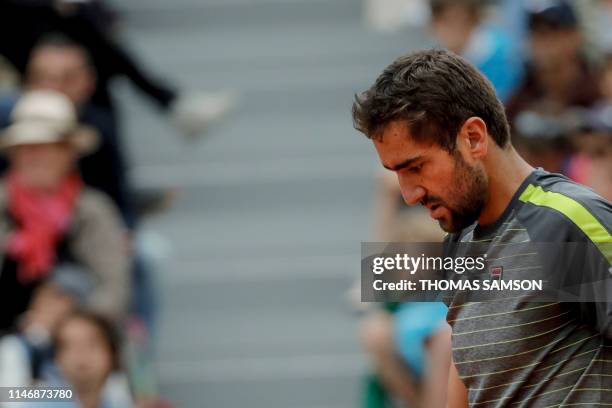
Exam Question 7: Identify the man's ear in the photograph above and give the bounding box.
[459,117,488,159]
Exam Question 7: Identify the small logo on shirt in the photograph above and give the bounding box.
[490,266,503,280]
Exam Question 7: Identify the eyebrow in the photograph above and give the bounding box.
[383,155,422,171]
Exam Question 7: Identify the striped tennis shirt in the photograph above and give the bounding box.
[444,169,612,407]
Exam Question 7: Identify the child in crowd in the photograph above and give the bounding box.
[43,311,132,408]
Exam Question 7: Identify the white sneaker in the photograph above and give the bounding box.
[170,90,238,139]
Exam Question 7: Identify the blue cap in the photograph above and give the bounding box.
[527,0,578,30]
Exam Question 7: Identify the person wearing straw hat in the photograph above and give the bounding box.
[0,90,129,333]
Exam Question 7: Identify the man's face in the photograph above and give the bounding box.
[26,46,95,108]
[9,142,76,190]
[373,121,488,233]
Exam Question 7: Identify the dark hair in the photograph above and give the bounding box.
[527,0,578,32]
[30,32,94,69]
[54,310,122,371]
[352,49,510,151]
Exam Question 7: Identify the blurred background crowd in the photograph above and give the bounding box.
[0,0,609,407]
[0,1,235,407]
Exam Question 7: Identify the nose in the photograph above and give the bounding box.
[399,182,426,206]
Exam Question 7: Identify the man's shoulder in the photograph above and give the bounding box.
[516,171,611,245]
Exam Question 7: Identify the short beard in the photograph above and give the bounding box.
[442,152,488,233]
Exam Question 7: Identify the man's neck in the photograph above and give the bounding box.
[478,147,534,226]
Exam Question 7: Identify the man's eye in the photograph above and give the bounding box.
[408,164,422,173]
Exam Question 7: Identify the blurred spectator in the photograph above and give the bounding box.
[512,110,576,173]
[0,0,232,349]
[428,0,523,102]
[20,33,133,227]
[50,311,133,408]
[0,0,235,139]
[361,302,450,408]
[496,0,602,61]
[506,0,601,121]
[0,272,84,387]
[0,0,172,111]
[8,30,162,332]
[0,90,129,331]
[569,103,612,200]
[3,29,172,404]
[360,213,450,408]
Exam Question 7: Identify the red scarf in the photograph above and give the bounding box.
[5,172,82,283]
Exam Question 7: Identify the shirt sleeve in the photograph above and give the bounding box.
[520,195,612,339]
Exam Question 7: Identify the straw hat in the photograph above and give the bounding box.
[0,90,98,154]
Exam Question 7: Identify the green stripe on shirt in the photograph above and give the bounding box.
[519,184,612,264]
